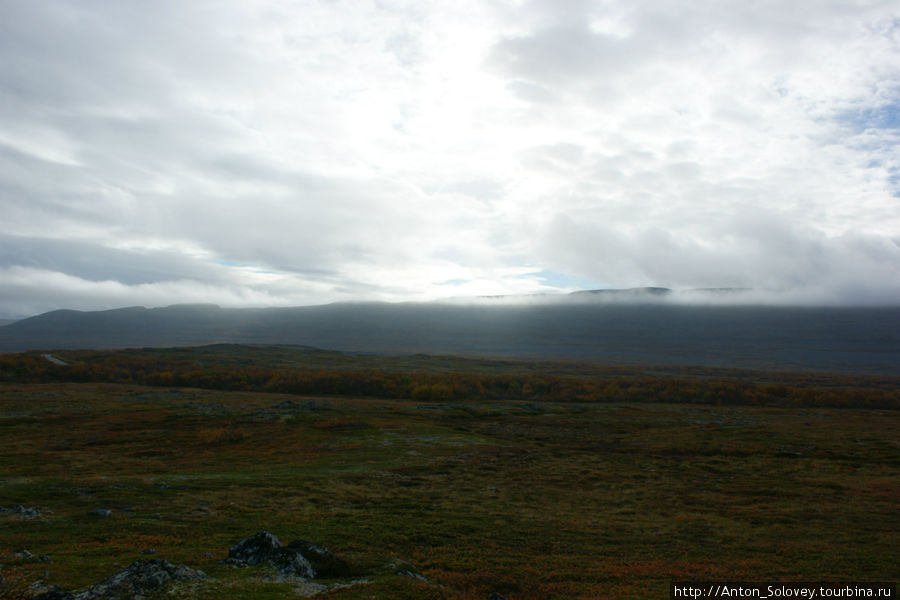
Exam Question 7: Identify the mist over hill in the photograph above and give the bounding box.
[1,291,898,375]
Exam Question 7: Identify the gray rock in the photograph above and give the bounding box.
[31,560,206,600]
[31,584,76,600]
[225,531,315,579]
[1,505,42,519]
[89,509,111,517]
[396,568,429,582]
[285,539,353,578]
[225,531,282,565]
[387,558,429,582]
[78,559,207,599]
[14,549,34,559]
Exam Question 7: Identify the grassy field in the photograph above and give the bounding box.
[1,376,897,599]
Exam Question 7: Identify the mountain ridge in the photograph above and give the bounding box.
[1,297,899,375]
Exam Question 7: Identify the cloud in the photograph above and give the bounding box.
[540,212,900,305]
[0,265,302,317]
[0,0,898,317]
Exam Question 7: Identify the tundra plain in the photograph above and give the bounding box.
[0,346,897,599]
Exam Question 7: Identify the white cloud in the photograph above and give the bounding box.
[0,266,292,317]
[0,0,898,317]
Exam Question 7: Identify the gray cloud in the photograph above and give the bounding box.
[0,235,220,285]
[0,0,898,317]
[490,25,632,85]
[541,213,900,305]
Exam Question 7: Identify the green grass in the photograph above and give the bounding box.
[1,382,897,599]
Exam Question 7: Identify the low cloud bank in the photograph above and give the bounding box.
[425,284,900,308]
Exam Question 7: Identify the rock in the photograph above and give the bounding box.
[396,568,429,582]
[28,580,54,595]
[387,558,429,582]
[226,531,281,564]
[11,548,50,565]
[76,559,207,599]
[31,585,76,600]
[30,560,206,600]
[89,509,111,517]
[225,532,315,578]
[285,540,353,578]
[140,548,156,555]
[489,593,509,600]
[1,505,42,519]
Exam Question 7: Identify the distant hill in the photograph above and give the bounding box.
[569,286,674,298]
[1,299,899,375]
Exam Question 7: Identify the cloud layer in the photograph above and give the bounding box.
[1,0,898,316]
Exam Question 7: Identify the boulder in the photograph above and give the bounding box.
[225,531,315,578]
[285,540,353,578]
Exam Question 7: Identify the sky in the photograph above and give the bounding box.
[1,0,899,318]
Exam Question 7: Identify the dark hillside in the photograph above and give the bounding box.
[1,302,899,374]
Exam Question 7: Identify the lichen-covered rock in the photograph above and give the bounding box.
[225,531,315,578]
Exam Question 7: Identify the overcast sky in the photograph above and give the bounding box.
[1,0,898,317]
